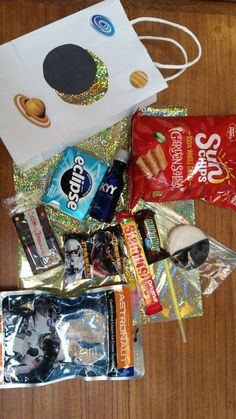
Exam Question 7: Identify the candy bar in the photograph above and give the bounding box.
[116,212,162,315]
[134,209,169,264]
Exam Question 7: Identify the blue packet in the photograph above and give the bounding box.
[42,147,108,221]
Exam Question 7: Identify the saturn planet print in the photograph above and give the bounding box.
[14,95,51,128]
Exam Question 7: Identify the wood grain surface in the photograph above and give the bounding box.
[0,1,236,418]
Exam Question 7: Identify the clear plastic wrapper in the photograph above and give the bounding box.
[0,285,144,387]
[130,200,202,323]
[4,194,64,289]
[198,238,236,295]
[142,202,236,297]
[12,205,63,275]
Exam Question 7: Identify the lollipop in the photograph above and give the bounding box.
[168,225,210,270]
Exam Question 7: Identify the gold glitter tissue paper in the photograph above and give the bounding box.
[13,106,203,322]
[14,116,131,294]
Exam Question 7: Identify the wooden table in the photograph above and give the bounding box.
[0,1,236,418]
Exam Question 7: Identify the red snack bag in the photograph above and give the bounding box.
[129,112,236,208]
[205,191,236,211]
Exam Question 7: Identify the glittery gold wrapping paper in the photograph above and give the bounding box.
[14,117,131,293]
[13,106,203,322]
[14,117,131,236]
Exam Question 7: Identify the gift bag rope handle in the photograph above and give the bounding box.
[131,17,202,81]
[138,36,188,81]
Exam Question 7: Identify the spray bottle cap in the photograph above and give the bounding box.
[114,149,130,165]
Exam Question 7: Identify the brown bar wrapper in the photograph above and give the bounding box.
[134,209,169,265]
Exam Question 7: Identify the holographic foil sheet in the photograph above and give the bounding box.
[14,117,131,291]
[14,106,202,322]
[14,117,131,236]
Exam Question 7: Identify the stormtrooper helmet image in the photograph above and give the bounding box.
[64,238,85,280]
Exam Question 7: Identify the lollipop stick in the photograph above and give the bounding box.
[163,258,187,343]
[155,213,187,343]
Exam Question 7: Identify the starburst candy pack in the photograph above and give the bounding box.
[129,113,236,208]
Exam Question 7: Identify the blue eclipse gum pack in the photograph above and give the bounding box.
[42,147,108,221]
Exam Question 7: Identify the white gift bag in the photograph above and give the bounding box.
[0,0,201,169]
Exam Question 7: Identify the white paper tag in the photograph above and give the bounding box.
[24,208,50,257]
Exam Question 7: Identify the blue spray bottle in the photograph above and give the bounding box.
[90,149,129,223]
